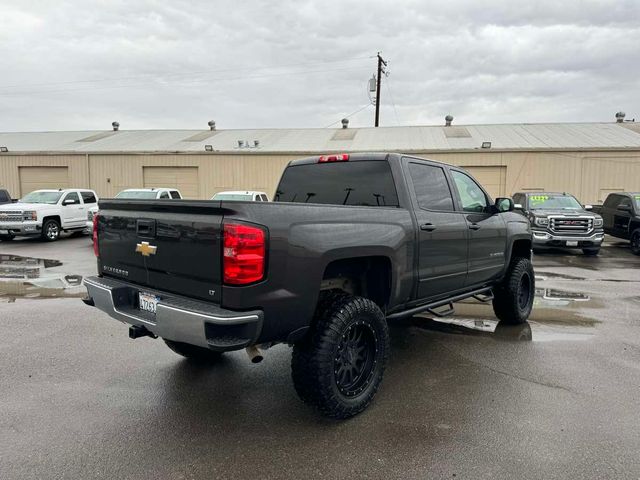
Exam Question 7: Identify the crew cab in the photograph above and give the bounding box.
[512,192,604,255]
[211,190,269,201]
[596,192,640,255]
[83,153,534,418]
[0,189,98,241]
[86,188,182,232]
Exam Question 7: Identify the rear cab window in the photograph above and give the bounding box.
[275,160,399,207]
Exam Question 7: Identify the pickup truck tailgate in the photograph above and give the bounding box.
[97,200,223,303]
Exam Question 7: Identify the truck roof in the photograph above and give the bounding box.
[287,152,452,168]
[120,188,177,192]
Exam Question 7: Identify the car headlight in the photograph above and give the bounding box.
[594,218,603,227]
[22,211,37,221]
[534,217,549,226]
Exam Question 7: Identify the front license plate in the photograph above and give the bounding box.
[566,240,578,247]
[139,292,159,314]
[0,230,8,234]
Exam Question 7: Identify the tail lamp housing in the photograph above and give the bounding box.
[223,222,266,285]
[92,214,100,257]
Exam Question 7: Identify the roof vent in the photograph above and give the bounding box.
[238,140,244,148]
[341,118,349,129]
[112,121,120,131]
[208,120,216,130]
[445,115,454,126]
[254,140,260,148]
[615,112,626,123]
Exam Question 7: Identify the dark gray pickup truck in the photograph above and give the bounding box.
[84,153,534,418]
[595,192,640,255]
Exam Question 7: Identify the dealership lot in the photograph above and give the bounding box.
[1,236,640,479]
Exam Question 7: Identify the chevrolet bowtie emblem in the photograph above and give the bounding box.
[135,241,157,257]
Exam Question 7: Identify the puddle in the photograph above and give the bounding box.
[0,254,86,301]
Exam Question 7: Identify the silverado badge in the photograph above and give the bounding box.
[135,241,157,257]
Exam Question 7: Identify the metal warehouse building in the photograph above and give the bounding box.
[1,120,640,204]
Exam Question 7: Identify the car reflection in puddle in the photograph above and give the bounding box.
[0,254,85,302]
[411,286,599,342]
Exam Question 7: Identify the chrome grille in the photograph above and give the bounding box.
[0,211,23,223]
[549,216,593,234]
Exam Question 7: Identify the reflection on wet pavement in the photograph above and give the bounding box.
[410,285,600,342]
[0,254,85,302]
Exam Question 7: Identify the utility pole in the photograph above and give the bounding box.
[374,52,387,127]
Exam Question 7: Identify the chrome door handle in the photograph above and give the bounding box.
[468,223,481,230]
[420,223,436,231]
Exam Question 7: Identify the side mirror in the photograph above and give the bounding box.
[495,197,514,213]
[617,204,632,212]
[63,199,77,206]
[584,204,593,211]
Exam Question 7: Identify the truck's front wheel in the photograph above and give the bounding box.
[291,292,389,419]
[41,219,60,242]
[163,339,224,363]
[492,257,534,325]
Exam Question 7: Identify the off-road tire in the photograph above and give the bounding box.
[492,257,534,325]
[631,230,640,256]
[41,219,61,242]
[164,339,224,363]
[291,291,389,419]
[582,248,600,256]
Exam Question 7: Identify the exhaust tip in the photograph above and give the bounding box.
[245,345,264,363]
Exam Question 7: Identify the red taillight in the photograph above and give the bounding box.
[223,223,266,285]
[318,153,349,163]
[92,214,100,257]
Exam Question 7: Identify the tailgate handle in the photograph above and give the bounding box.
[136,219,156,238]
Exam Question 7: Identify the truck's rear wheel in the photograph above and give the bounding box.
[291,291,389,419]
[492,257,534,325]
[163,339,224,363]
[41,219,60,242]
[631,231,640,256]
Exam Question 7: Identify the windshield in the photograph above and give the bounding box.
[528,194,582,210]
[20,191,63,204]
[115,191,158,199]
[212,193,253,201]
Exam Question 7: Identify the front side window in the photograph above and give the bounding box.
[63,192,80,204]
[407,163,454,211]
[451,171,488,213]
[275,161,399,207]
[159,192,170,199]
[21,191,63,204]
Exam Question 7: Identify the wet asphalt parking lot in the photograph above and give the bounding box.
[1,235,640,479]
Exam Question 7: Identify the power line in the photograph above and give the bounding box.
[324,104,372,128]
[0,65,370,97]
[385,76,401,126]
[0,56,371,91]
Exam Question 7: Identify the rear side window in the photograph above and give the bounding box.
[170,191,181,199]
[275,161,399,207]
[407,163,454,211]
[81,191,96,204]
[260,194,268,201]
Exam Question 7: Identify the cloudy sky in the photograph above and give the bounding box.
[0,0,638,132]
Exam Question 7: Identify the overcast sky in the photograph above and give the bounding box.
[0,0,638,132]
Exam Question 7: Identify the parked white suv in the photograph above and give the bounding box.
[85,188,182,231]
[211,190,269,201]
[0,189,98,242]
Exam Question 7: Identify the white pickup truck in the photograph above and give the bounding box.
[85,188,182,232]
[0,189,98,242]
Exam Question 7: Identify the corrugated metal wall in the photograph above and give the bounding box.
[1,150,639,204]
